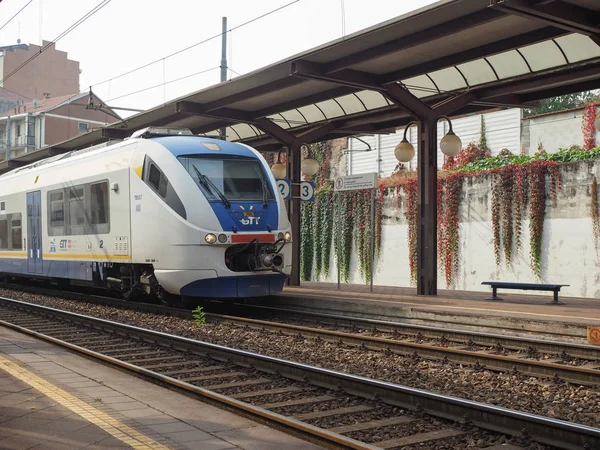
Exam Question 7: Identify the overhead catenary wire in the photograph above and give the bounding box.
[0,0,113,86]
[89,0,300,89]
[104,66,221,103]
[0,0,34,34]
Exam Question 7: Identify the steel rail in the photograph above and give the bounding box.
[209,313,600,386]
[0,296,598,450]
[1,282,596,359]
[2,283,599,385]
[230,303,600,359]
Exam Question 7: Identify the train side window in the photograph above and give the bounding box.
[0,220,7,250]
[148,164,162,193]
[68,186,86,234]
[48,190,66,236]
[90,181,110,234]
[143,157,186,219]
[10,214,21,250]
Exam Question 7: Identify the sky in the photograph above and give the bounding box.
[0,0,439,117]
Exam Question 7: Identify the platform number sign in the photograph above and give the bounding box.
[300,181,315,202]
[276,179,291,200]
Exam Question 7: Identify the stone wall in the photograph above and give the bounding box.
[311,160,600,299]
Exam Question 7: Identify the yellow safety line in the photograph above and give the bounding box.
[42,253,131,261]
[285,289,600,322]
[0,355,171,450]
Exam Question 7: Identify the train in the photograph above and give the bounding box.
[0,127,292,304]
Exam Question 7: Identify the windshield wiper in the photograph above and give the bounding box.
[193,166,231,208]
[254,166,269,208]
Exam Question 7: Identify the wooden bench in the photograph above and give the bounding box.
[481,281,569,305]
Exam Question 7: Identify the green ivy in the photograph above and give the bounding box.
[300,202,314,281]
[460,146,600,172]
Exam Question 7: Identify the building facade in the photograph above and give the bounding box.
[0,92,117,161]
[0,41,80,103]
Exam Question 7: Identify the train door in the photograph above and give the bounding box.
[26,191,43,274]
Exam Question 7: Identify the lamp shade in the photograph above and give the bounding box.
[595,114,600,132]
[440,132,462,157]
[394,139,415,163]
[271,163,286,179]
[301,158,319,176]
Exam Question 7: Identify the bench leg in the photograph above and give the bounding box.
[485,287,503,301]
[546,289,565,305]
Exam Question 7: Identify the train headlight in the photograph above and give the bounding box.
[218,234,227,243]
[205,233,217,244]
[277,232,284,240]
[285,232,292,242]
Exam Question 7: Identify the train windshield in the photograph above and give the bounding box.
[178,155,275,204]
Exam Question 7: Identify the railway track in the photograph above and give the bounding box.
[0,296,598,449]
[4,283,599,387]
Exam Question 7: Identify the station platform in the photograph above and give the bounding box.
[0,326,322,450]
[276,282,600,342]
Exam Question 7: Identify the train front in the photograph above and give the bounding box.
[136,129,292,299]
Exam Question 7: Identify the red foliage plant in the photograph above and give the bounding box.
[443,142,490,170]
[582,104,597,151]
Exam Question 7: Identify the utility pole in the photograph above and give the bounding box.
[219,17,227,141]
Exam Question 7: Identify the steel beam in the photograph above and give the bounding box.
[490,0,600,36]
[102,128,130,140]
[417,119,438,296]
[6,159,27,169]
[177,101,255,124]
[478,60,600,99]
[324,9,504,73]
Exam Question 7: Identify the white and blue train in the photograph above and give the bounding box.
[0,127,292,303]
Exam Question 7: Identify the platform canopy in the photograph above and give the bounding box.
[2,0,598,171]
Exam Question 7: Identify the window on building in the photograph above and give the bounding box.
[10,214,21,250]
[0,202,5,212]
[78,122,89,131]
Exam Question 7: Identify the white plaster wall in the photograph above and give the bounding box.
[309,161,600,299]
[528,107,599,154]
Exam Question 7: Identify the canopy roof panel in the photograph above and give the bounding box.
[2,0,599,172]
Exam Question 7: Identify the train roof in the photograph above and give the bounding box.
[0,133,259,182]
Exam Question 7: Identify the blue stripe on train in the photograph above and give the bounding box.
[0,258,94,281]
[180,273,287,298]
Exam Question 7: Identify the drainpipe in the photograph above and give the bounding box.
[6,116,10,161]
[376,134,381,176]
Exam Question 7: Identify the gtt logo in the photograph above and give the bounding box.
[241,216,260,225]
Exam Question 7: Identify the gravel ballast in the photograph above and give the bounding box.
[2,288,598,430]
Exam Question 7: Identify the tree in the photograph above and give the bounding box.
[524,90,600,117]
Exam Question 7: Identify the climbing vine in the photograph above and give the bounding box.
[438,173,463,288]
[582,104,597,151]
[299,137,600,287]
[300,201,314,281]
[404,179,418,284]
[592,176,599,254]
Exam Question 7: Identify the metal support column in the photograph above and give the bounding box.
[289,144,301,285]
[417,119,438,295]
